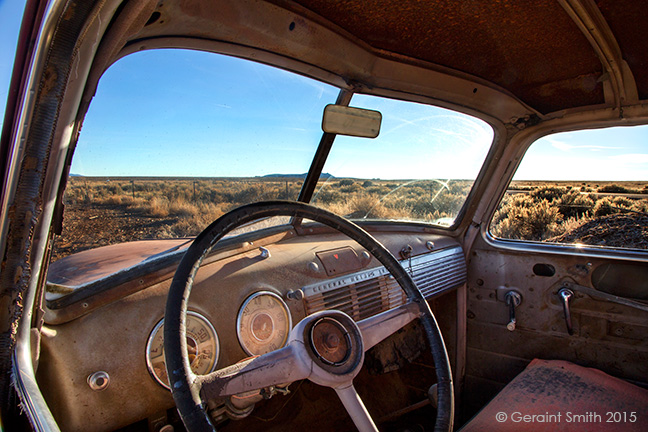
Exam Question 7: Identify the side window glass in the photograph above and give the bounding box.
[490,125,648,250]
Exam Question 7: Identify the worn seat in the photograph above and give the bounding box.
[460,359,648,431]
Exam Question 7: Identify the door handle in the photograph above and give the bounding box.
[558,287,574,335]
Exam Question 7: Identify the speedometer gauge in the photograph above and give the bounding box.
[146,311,219,389]
[237,291,292,356]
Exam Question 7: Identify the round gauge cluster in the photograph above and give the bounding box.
[146,311,219,389]
[237,291,292,356]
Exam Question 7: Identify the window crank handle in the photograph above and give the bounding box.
[505,291,522,331]
[559,288,574,335]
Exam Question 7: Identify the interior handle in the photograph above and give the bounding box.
[505,291,522,331]
[561,281,648,313]
[558,287,574,335]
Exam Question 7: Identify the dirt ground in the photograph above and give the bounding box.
[549,213,648,249]
[51,203,178,261]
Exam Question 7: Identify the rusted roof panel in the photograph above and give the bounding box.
[294,0,605,113]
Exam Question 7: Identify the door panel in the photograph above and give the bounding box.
[464,240,648,411]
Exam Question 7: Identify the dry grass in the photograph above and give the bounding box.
[62,177,648,249]
[66,177,474,224]
[492,183,648,244]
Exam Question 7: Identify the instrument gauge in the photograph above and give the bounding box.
[146,311,219,389]
[237,291,292,356]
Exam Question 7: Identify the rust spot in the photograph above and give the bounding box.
[13,266,23,285]
[41,65,59,95]
[62,2,76,21]
[23,210,33,226]
[24,156,39,171]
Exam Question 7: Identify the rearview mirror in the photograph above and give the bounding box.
[321,104,382,138]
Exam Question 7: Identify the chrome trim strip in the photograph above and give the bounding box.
[302,246,466,319]
[9,1,129,428]
[12,351,59,432]
[9,1,79,429]
[482,228,648,263]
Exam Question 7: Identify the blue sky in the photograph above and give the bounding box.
[2,1,647,182]
[517,127,648,181]
[72,50,338,177]
[60,51,648,181]
[72,49,495,180]
[321,95,493,180]
[0,0,27,132]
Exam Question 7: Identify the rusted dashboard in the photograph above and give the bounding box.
[39,226,466,431]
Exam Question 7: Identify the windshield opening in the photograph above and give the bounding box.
[310,94,494,225]
[54,48,494,263]
[54,49,338,260]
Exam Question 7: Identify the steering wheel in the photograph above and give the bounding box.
[164,201,454,432]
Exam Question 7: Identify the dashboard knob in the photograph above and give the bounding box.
[286,289,304,301]
[87,371,110,391]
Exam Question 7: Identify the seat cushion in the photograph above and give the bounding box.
[460,358,648,431]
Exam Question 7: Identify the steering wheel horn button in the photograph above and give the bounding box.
[298,310,364,378]
[310,317,352,365]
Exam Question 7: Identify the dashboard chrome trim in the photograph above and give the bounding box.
[302,246,466,320]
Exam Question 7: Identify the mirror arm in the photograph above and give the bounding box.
[294,90,353,220]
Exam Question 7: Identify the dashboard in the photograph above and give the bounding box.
[39,226,466,431]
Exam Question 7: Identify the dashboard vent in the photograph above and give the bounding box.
[406,246,467,298]
[302,245,466,319]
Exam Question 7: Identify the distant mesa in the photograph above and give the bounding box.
[262,173,333,179]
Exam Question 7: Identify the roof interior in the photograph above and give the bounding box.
[292,0,644,114]
[119,0,647,117]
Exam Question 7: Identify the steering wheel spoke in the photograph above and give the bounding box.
[335,384,379,432]
[198,344,311,400]
[357,301,422,352]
